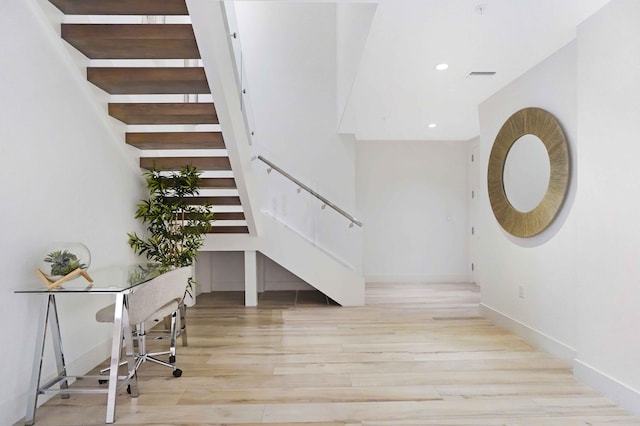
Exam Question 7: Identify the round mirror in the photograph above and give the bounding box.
[487,107,570,238]
[503,134,550,213]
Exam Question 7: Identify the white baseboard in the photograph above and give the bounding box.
[573,359,640,416]
[365,274,469,284]
[480,303,576,361]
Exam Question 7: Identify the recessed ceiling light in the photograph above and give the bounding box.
[428,123,437,128]
[435,63,449,71]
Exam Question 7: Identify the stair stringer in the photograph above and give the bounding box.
[202,212,365,307]
[260,214,364,306]
[187,0,260,235]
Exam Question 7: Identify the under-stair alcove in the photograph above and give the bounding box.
[195,251,329,304]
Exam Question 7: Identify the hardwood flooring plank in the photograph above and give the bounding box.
[349,370,577,388]
[261,399,542,423]
[271,357,571,375]
[178,385,442,405]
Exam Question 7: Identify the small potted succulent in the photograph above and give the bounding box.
[44,249,87,277]
[41,242,91,280]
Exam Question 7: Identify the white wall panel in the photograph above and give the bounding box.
[356,140,470,283]
[0,1,144,423]
[477,41,578,351]
[234,2,361,270]
[477,1,640,413]
[574,0,640,412]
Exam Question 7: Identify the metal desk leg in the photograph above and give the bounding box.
[106,293,125,424]
[48,296,69,398]
[121,298,138,398]
[25,295,52,426]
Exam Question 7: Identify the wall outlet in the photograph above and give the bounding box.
[518,285,525,299]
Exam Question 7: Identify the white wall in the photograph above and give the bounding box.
[234,2,362,270]
[336,3,377,129]
[477,40,579,356]
[478,0,640,413]
[0,1,144,424]
[573,0,640,412]
[356,140,470,283]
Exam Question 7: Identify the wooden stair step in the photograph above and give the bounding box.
[109,103,217,124]
[126,132,224,150]
[212,212,245,221]
[182,212,244,221]
[49,0,188,15]
[200,178,237,189]
[207,226,249,234]
[168,196,241,206]
[61,24,199,59]
[140,157,230,171]
[87,68,210,94]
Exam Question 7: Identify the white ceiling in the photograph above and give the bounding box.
[340,0,611,141]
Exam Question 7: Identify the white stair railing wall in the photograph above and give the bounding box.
[222,1,363,273]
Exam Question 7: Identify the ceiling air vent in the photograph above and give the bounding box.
[467,71,496,77]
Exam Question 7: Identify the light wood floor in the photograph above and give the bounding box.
[27,283,640,425]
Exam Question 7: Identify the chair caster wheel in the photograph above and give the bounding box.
[127,385,131,394]
[98,379,107,385]
[173,368,182,377]
[169,355,176,363]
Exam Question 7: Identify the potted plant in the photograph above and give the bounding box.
[43,245,89,278]
[127,165,214,305]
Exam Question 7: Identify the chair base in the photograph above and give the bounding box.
[100,310,183,378]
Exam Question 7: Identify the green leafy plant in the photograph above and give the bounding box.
[44,250,87,276]
[127,166,214,292]
[127,263,162,285]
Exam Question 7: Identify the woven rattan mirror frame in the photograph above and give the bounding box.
[487,107,570,238]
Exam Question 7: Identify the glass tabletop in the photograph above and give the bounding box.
[14,264,166,294]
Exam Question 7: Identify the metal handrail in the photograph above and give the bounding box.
[257,155,363,227]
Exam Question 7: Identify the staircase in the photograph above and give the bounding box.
[49,0,248,235]
[45,0,365,306]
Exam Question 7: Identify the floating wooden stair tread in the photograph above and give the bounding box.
[184,225,248,234]
[168,196,241,206]
[49,0,188,15]
[200,178,237,189]
[126,132,224,150]
[87,68,210,94]
[109,103,217,124]
[61,24,200,59]
[207,226,249,234]
[140,157,231,171]
[211,212,245,221]
[183,212,244,221]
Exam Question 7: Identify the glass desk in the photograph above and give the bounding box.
[15,264,165,425]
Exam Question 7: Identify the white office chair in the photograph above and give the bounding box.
[96,267,191,378]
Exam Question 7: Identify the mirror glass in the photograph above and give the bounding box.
[503,134,550,213]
